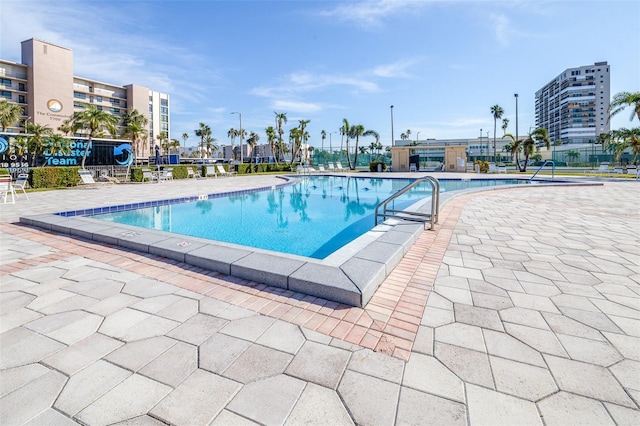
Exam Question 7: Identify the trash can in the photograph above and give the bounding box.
[377,164,382,172]
[474,164,480,173]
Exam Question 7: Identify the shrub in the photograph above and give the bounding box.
[369,161,387,172]
[30,166,80,188]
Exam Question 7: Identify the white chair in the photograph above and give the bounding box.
[217,164,237,177]
[13,173,29,199]
[79,170,99,185]
[409,163,417,172]
[584,162,610,177]
[187,167,201,179]
[141,168,157,182]
[498,165,507,174]
[0,175,16,204]
[157,168,173,182]
[205,165,217,178]
[488,163,498,173]
[625,166,638,179]
[317,165,326,173]
[327,163,336,172]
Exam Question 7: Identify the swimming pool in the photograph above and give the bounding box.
[89,176,529,259]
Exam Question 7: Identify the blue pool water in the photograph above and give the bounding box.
[91,176,528,259]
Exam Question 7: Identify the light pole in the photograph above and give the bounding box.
[416,131,420,144]
[480,128,483,161]
[231,112,242,164]
[390,105,394,147]
[487,130,490,162]
[514,93,519,143]
[330,131,337,160]
[24,116,31,133]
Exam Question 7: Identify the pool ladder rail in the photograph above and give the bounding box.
[530,160,555,181]
[375,176,440,230]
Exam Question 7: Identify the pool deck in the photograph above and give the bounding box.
[1,172,639,425]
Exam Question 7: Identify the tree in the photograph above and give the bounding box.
[195,122,211,159]
[205,135,218,158]
[10,135,29,156]
[363,129,380,163]
[274,112,287,162]
[58,118,79,136]
[265,126,278,165]
[70,104,119,168]
[501,118,509,136]
[610,127,640,162]
[169,138,181,154]
[321,129,326,152]
[122,108,149,164]
[491,104,504,161]
[289,127,302,166]
[0,99,24,132]
[181,132,189,157]
[24,122,53,166]
[502,134,523,170]
[347,124,365,170]
[608,91,640,123]
[227,127,238,147]
[247,131,260,163]
[505,127,550,172]
[156,132,168,155]
[566,150,580,165]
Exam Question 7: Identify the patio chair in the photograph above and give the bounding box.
[498,165,507,174]
[488,163,498,173]
[610,166,624,176]
[317,164,326,173]
[584,162,610,177]
[327,163,336,172]
[409,163,417,172]
[187,167,201,179]
[626,166,638,179]
[336,162,351,172]
[141,168,158,182]
[78,169,108,186]
[0,175,16,204]
[204,165,220,178]
[13,173,29,199]
[217,164,237,177]
[157,168,173,182]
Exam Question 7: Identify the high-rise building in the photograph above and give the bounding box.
[535,61,610,145]
[0,38,170,162]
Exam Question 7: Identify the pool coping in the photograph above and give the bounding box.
[19,176,599,307]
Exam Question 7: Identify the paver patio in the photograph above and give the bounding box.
[1,174,639,425]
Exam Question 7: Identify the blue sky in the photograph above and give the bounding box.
[1,0,639,149]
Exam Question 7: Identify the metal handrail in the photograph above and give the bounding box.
[530,160,555,181]
[375,176,440,230]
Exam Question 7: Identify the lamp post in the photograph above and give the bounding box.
[390,105,394,147]
[416,131,420,144]
[514,93,519,143]
[231,112,242,164]
[487,130,490,162]
[24,116,31,133]
[480,128,483,161]
[329,131,337,160]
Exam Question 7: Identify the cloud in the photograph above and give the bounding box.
[490,13,512,47]
[372,59,419,78]
[318,0,430,29]
[272,100,323,114]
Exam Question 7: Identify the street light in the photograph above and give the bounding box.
[329,131,337,159]
[416,131,420,144]
[480,128,483,161]
[24,116,31,133]
[231,112,242,164]
[390,105,394,147]
[514,94,519,143]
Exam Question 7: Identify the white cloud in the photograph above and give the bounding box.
[372,59,419,78]
[490,13,512,47]
[319,0,430,29]
[272,100,323,114]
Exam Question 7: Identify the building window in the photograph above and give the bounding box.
[0,78,11,87]
[74,92,86,99]
[160,106,168,114]
[18,83,25,91]
[90,96,94,103]
[110,107,120,115]
[73,101,85,108]
[149,105,153,112]
[97,96,103,102]
[0,91,11,99]
[160,99,168,106]
[18,95,25,103]
[110,98,120,105]
[97,106,103,111]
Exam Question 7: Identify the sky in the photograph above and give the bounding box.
[1,0,639,150]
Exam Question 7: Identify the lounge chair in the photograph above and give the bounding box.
[336,162,350,172]
[488,163,498,173]
[317,165,326,173]
[409,163,417,172]
[157,168,173,182]
[327,163,336,172]
[217,164,237,177]
[0,175,16,204]
[584,162,610,177]
[187,167,201,179]
[78,169,108,186]
[13,173,29,199]
[497,165,507,174]
[205,165,217,178]
[625,166,638,179]
[610,166,624,176]
[141,168,158,182]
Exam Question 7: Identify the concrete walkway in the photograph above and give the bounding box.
[1,175,639,425]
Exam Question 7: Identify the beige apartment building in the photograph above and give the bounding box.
[0,38,169,163]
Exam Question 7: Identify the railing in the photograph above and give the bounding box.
[375,176,440,230]
[530,160,555,181]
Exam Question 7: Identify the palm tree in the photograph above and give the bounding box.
[195,122,211,159]
[289,127,302,165]
[608,91,640,123]
[246,131,260,163]
[274,112,287,162]
[491,104,504,161]
[10,135,29,156]
[24,122,53,166]
[505,127,550,172]
[347,124,365,170]
[181,132,189,157]
[321,130,326,152]
[58,118,79,136]
[610,127,640,162]
[227,127,238,147]
[362,129,380,164]
[565,150,580,165]
[340,118,351,164]
[0,99,24,132]
[502,134,523,170]
[156,132,168,155]
[205,135,218,158]
[122,108,149,164]
[70,104,119,168]
[265,126,278,165]
[501,118,509,136]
